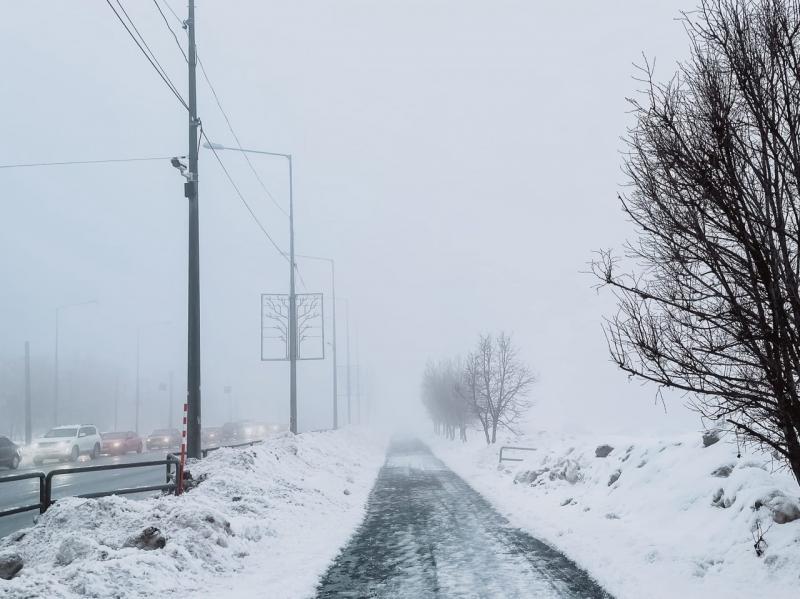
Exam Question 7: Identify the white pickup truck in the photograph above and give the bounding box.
[32,425,102,465]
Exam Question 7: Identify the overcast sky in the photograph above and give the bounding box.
[0,1,701,437]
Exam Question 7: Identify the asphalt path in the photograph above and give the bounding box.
[0,451,175,539]
[316,439,612,599]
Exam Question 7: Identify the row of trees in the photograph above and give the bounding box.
[422,333,535,444]
[593,0,800,484]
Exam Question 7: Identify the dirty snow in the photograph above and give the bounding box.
[0,428,385,599]
[430,430,800,599]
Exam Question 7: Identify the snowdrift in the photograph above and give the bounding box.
[431,431,800,599]
[0,428,385,599]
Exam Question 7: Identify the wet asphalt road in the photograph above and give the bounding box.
[317,439,612,599]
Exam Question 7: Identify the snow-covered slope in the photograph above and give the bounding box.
[0,428,385,599]
[431,431,800,599]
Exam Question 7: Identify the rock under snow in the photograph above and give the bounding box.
[595,444,614,458]
[753,490,800,524]
[430,430,800,599]
[0,553,23,580]
[124,526,166,550]
[702,429,722,447]
[711,464,734,478]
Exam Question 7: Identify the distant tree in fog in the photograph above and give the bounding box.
[422,359,471,441]
[423,332,535,445]
[462,333,535,444]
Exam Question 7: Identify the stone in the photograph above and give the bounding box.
[514,469,546,486]
[711,488,736,508]
[711,464,734,478]
[702,430,722,447]
[754,491,800,524]
[125,526,166,550]
[595,445,614,458]
[608,470,621,486]
[0,554,23,580]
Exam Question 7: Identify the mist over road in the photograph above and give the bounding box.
[316,439,611,598]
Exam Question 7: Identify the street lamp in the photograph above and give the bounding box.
[337,297,353,426]
[202,141,298,434]
[54,299,98,426]
[297,254,338,429]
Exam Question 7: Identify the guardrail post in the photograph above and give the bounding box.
[38,473,47,514]
[43,472,54,513]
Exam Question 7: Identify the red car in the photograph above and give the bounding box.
[100,431,143,455]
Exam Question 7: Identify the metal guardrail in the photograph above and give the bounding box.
[0,454,181,518]
[201,439,263,458]
[499,446,536,463]
[0,472,46,518]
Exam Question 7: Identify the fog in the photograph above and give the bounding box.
[0,1,699,440]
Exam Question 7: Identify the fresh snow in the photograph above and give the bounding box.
[430,430,800,599]
[0,428,385,599]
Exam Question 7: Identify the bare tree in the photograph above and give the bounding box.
[592,0,800,483]
[462,333,535,444]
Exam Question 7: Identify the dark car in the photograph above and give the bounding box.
[202,426,223,448]
[146,429,181,452]
[100,431,143,455]
[0,436,22,470]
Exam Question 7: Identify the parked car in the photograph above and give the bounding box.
[32,425,102,465]
[202,427,223,448]
[100,431,143,455]
[146,429,181,452]
[0,436,22,470]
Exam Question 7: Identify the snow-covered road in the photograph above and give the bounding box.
[316,439,611,598]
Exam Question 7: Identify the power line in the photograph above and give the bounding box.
[153,0,187,62]
[196,52,289,217]
[0,156,182,169]
[161,0,183,24]
[113,0,185,101]
[200,129,289,262]
[104,0,188,110]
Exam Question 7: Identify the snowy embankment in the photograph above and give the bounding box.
[0,428,385,599]
[430,430,800,599]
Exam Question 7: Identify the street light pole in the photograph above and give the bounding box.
[186,0,202,459]
[201,142,298,433]
[135,329,141,434]
[297,255,338,429]
[345,299,352,425]
[287,155,298,434]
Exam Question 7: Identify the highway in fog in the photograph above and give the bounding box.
[0,451,176,539]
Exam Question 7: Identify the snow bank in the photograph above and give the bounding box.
[430,431,800,599]
[0,428,385,599]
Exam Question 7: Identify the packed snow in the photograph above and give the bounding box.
[430,430,800,599]
[0,428,385,599]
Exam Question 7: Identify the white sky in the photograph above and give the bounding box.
[0,1,700,436]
